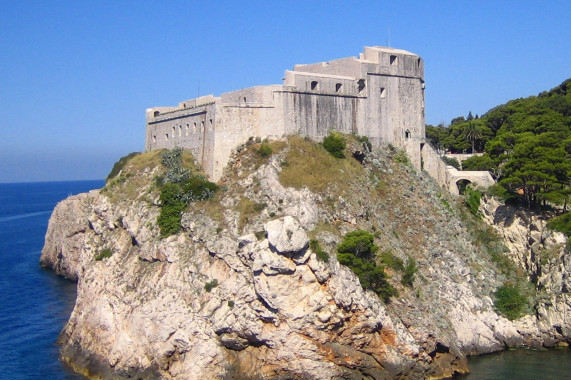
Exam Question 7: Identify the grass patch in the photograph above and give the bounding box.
[279,136,364,193]
[107,152,140,180]
[236,198,267,230]
[94,247,113,261]
[257,142,273,158]
[380,251,404,271]
[309,239,329,262]
[547,212,571,250]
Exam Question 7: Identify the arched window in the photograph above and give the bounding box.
[405,130,411,139]
[152,135,156,143]
[357,79,365,93]
[193,122,197,134]
[153,111,160,117]
[165,133,169,141]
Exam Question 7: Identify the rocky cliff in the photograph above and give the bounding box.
[41,137,570,379]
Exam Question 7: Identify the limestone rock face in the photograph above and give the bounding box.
[41,144,571,379]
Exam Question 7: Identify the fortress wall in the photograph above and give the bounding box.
[220,85,279,105]
[293,57,362,78]
[144,47,428,180]
[145,103,217,175]
[363,47,424,79]
[281,91,362,141]
[211,101,285,180]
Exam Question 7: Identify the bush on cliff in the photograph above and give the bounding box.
[157,149,218,237]
[337,230,396,302]
[547,212,571,249]
[493,284,528,320]
[322,132,346,158]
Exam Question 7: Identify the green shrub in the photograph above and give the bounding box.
[106,152,140,181]
[94,247,113,261]
[157,203,185,237]
[322,133,346,158]
[380,251,404,271]
[161,148,192,183]
[463,187,482,217]
[401,258,418,287]
[204,279,219,292]
[179,176,218,202]
[257,142,273,158]
[337,230,378,261]
[156,153,218,237]
[310,239,329,262]
[393,149,410,166]
[548,212,571,249]
[547,212,571,236]
[494,284,528,320]
[338,252,396,302]
[337,230,396,302]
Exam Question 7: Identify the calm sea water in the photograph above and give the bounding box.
[0,180,569,379]
[0,180,103,379]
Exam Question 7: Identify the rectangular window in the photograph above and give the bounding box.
[380,87,386,98]
[390,55,397,66]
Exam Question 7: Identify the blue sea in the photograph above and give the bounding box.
[0,180,103,379]
[0,180,569,379]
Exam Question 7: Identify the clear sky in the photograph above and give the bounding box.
[1,0,569,183]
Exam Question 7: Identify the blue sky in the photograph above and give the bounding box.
[1,0,569,183]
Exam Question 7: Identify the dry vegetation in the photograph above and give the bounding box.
[279,136,365,193]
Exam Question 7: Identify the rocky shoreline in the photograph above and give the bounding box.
[41,139,570,379]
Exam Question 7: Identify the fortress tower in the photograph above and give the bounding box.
[145,46,425,181]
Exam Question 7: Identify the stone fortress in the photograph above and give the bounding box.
[145,46,493,193]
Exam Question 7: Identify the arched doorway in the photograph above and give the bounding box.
[456,179,472,195]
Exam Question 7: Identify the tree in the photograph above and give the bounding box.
[463,121,482,153]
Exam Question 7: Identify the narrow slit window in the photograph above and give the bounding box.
[380,87,386,98]
[405,130,411,139]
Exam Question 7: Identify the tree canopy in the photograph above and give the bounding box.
[426,78,571,208]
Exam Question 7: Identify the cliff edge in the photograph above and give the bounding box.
[41,136,570,379]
